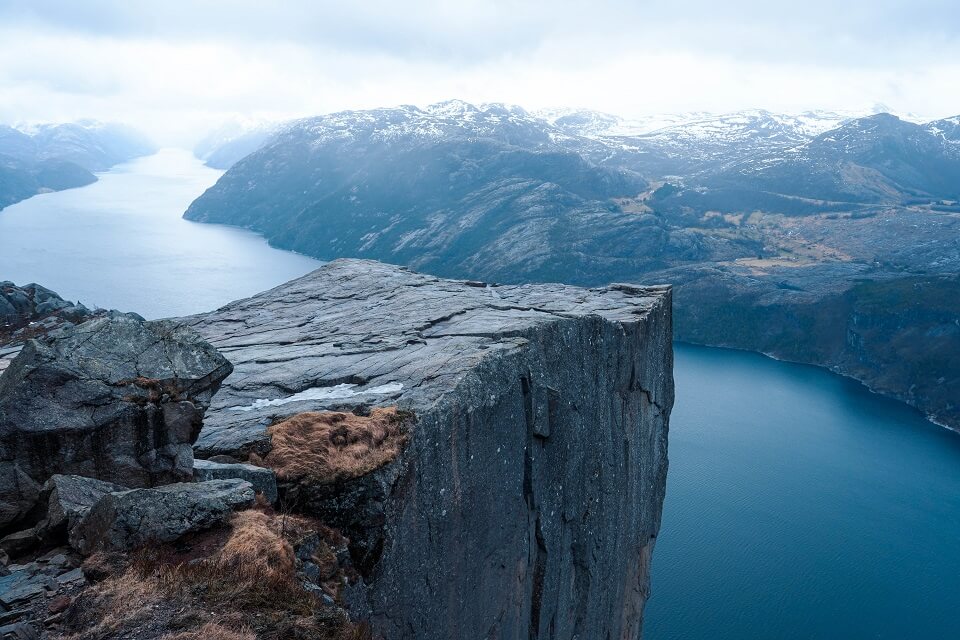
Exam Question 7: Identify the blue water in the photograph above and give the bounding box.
[644,344,960,639]
[3,152,959,638]
[0,149,321,318]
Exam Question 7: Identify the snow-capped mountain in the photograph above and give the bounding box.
[640,110,853,149]
[538,108,853,141]
[190,100,960,215]
[184,100,651,282]
[293,100,560,149]
[647,112,960,212]
[535,108,712,138]
[925,116,960,143]
[6,120,155,171]
[522,107,873,177]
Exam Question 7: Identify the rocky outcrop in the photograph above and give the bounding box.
[193,459,277,504]
[0,315,233,528]
[185,259,673,639]
[69,479,255,554]
[0,283,93,354]
[0,283,89,328]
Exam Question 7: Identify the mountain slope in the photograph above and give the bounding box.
[0,154,96,209]
[752,113,960,201]
[648,113,960,215]
[925,115,960,143]
[0,121,154,209]
[186,102,665,281]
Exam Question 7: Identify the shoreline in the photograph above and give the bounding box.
[675,338,957,434]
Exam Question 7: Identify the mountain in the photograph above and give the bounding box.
[536,108,711,138]
[0,120,155,209]
[0,126,36,160]
[193,119,279,169]
[648,113,960,217]
[622,110,856,175]
[186,101,674,282]
[744,113,960,201]
[0,153,96,209]
[25,121,155,171]
[185,101,960,430]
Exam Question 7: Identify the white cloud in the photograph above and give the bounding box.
[0,1,957,144]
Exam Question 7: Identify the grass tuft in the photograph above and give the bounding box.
[264,407,411,483]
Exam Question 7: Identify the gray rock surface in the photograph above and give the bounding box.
[193,459,277,504]
[184,259,673,640]
[38,475,127,542]
[0,315,233,528]
[70,479,255,554]
[0,546,83,632]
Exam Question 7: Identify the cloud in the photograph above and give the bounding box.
[0,1,957,144]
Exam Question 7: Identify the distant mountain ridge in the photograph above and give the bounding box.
[187,101,664,282]
[193,119,279,169]
[0,120,155,209]
[185,100,960,429]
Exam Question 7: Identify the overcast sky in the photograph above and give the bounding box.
[1,0,958,144]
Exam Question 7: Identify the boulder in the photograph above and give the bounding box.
[0,315,233,528]
[38,475,127,542]
[0,530,38,560]
[193,459,277,504]
[69,480,255,554]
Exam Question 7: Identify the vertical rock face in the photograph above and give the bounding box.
[186,259,673,639]
[0,315,233,528]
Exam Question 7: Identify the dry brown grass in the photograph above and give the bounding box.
[150,509,311,616]
[80,551,128,581]
[60,508,371,640]
[213,510,296,585]
[264,407,410,483]
[61,566,168,638]
[162,623,256,640]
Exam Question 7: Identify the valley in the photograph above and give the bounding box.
[0,144,958,638]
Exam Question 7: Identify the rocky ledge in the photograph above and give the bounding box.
[184,259,674,639]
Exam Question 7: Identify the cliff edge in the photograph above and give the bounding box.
[185,259,674,639]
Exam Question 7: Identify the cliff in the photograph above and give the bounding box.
[183,259,674,639]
